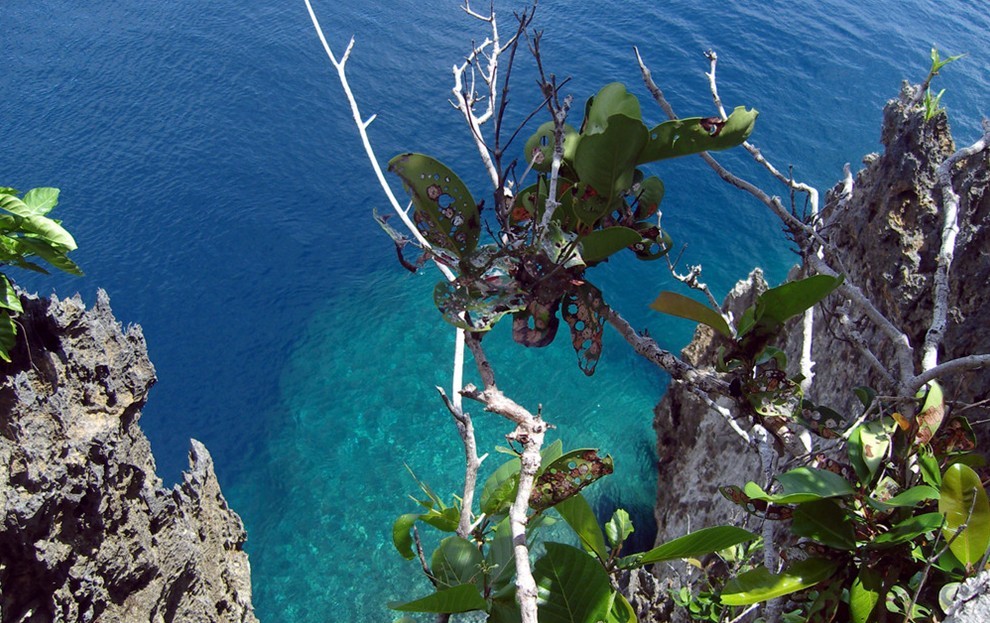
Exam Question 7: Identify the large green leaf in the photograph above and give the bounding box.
[573,114,648,211]
[746,274,843,335]
[791,499,857,550]
[742,467,855,505]
[582,83,642,134]
[486,517,517,594]
[720,557,839,606]
[650,291,732,338]
[579,227,641,263]
[388,153,480,257]
[21,187,59,215]
[13,237,83,276]
[534,542,614,623]
[431,536,484,589]
[554,494,608,562]
[850,567,882,623]
[389,584,488,613]
[637,106,758,163]
[620,526,756,568]
[939,463,990,566]
[866,485,939,512]
[633,175,664,219]
[869,512,944,548]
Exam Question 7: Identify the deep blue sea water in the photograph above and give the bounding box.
[3,1,988,621]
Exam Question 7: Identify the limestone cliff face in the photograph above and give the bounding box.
[0,291,257,623]
[638,88,989,619]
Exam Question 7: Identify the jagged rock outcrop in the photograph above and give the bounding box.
[0,291,257,623]
[645,87,989,619]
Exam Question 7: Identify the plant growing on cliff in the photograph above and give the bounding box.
[307,1,990,620]
[0,186,82,361]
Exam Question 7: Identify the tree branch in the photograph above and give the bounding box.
[922,126,990,371]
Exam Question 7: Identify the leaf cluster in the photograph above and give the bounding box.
[386,83,756,376]
[716,382,990,621]
[391,440,757,622]
[0,186,82,361]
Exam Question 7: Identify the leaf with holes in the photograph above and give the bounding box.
[629,222,672,260]
[744,368,802,419]
[530,449,614,511]
[388,153,480,257]
[523,121,579,173]
[512,298,561,348]
[434,276,527,332]
[638,106,758,163]
[561,283,606,376]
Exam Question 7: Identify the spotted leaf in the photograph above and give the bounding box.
[530,449,614,511]
[388,153,480,257]
[562,283,607,376]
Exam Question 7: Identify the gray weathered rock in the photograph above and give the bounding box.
[646,87,989,618]
[0,291,257,623]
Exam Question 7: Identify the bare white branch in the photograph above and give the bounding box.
[922,128,990,371]
[910,353,990,393]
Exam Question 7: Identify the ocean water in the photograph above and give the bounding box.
[3,1,988,621]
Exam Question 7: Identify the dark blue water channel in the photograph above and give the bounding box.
[3,1,988,620]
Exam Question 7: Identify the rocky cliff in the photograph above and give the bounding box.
[0,291,257,623]
[641,87,989,619]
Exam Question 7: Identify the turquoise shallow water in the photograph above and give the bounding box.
[3,1,989,621]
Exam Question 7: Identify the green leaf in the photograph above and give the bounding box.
[849,567,882,623]
[0,309,16,362]
[869,512,944,548]
[579,227,642,263]
[720,557,839,606]
[582,83,642,134]
[524,121,579,173]
[637,106,758,163]
[573,114,649,211]
[392,513,420,560]
[791,499,857,550]
[554,494,608,562]
[869,485,939,511]
[0,275,23,314]
[775,467,856,500]
[21,187,59,215]
[621,526,756,568]
[486,517,517,594]
[534,542,614,623]
[939,462,990,566]
[916,381,945,445]
[752,274,842,331]
[919,445,943,488]
[649,291,732,338]
[431,536,484,589]
[481,441,564,517]
[13,237,83,276]
[606,592,636,623]
[387,153,480,257]
[389,584,488,613]
[848,419,891,484]
[605,508,634,550]
[633,175,664,219]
